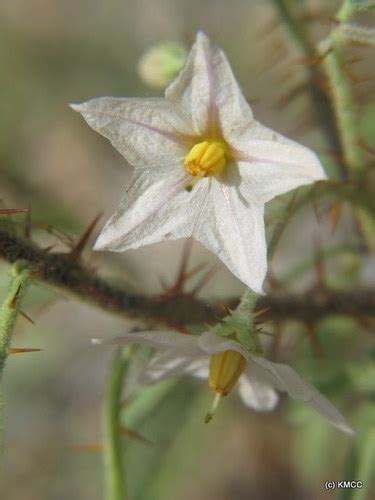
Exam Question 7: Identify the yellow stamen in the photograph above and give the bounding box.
[208,350,246,396]
[184,141,226,178]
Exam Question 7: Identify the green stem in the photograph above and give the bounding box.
[0,261,31,453]
[323,42,364,174]
[336,1,356,21]
[103,348,130,500]
[323,0,364,173]
[322,2,374,249]
[335,0,375,21]
[0,263,31,373]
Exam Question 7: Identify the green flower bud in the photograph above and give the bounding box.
[138,42,187,89]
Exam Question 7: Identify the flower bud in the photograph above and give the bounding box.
[138,42,187,89]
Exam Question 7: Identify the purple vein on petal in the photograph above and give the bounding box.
[78,109,195,148]
[200,40,222,138]
[108,174,189,247]
[235,151,310,169]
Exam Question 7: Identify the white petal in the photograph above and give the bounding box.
[139,354,196,384]
[140,350,208,384]
[188,359,210,379]
[71,97,193,170]
[194,175,267,294]
[198,331,249,359]
[231,122,326,204]
[92,330,201,355]
[166,32,253,139]
[235,120,296,144]
[250,356,355,435]
[238,368,279,412]
[94,169,207,251]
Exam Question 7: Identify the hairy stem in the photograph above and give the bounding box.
[0,262,31,454]
[321,2,374,249]
[323,41,364,174]
[104,348,130,500]
[274,1,374,248]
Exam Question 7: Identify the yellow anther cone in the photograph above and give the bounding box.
[208,350,246,396]
[184,141,226,177]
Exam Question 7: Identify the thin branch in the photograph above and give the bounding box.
[0,263,31,455]
[0,228,374,325]
[258,291,375,323]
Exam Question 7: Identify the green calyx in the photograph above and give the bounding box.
[209,308,263,355]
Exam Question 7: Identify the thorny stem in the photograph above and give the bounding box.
[104,348,130,500]
[0,228,218,326]
[0,262,31,453]
[273,1,374,245]
[0,228,373,324]
[321,2,374,250]
[322,39,364,174]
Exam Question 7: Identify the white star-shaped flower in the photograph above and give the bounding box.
[93,330,353,435]
[72,32,326,293]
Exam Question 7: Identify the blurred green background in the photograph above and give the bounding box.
[0,0,374,499]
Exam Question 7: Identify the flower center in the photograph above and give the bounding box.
[208,350,246,397]
[184,141,226,178]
